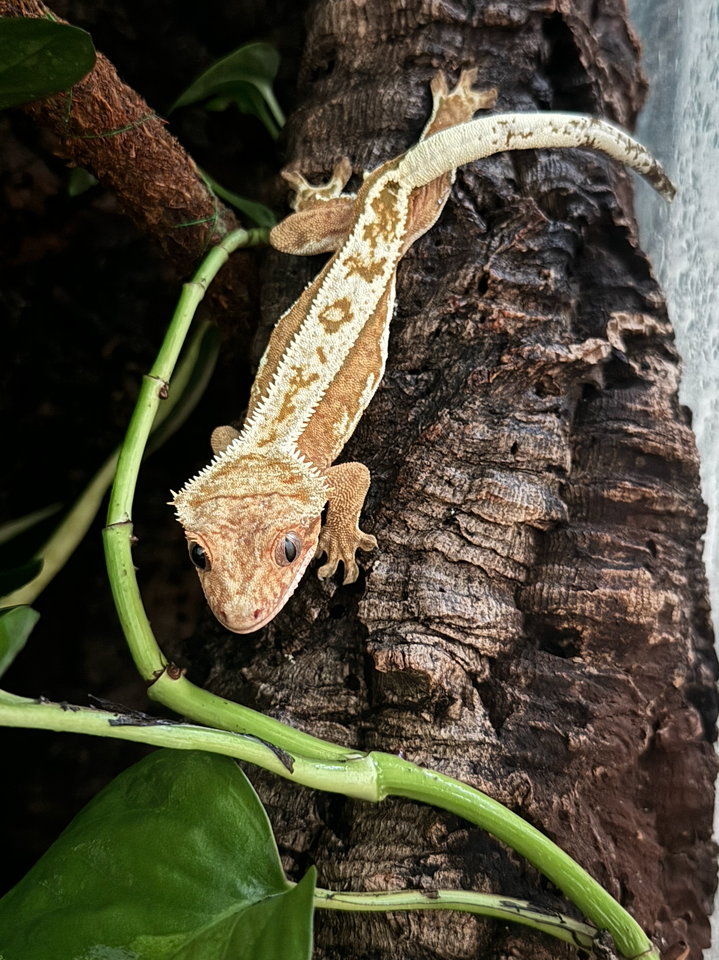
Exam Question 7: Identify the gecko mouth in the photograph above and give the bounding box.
[220,543,318,634]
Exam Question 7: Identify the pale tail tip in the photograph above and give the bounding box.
[649,166,676,202]
[659,173,677,202]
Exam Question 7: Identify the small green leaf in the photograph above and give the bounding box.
[169,41,285,135]
[204,82,280,139]
[0,606,40,677]
[0,750,315,960]
[198,168,276,228]
[0,19,96,110]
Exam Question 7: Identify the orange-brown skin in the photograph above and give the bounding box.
[172,72,673,634]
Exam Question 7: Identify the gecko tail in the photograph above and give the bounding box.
[398,112,675,202]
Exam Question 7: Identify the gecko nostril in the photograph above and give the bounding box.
[253,609,262,619]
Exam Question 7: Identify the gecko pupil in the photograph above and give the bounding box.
[275,532,301,567]
[284,536,297,563]
[189,541,208,570]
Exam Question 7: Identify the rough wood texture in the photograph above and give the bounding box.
[184,1,717,958]
[0,0,259,343]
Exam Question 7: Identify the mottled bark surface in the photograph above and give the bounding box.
[183,2,718,958]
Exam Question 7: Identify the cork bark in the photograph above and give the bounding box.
[185,2,718,959]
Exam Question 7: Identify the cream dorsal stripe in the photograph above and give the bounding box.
[236,111,674,454]
[398,112,676,199]
[239,178,411,450]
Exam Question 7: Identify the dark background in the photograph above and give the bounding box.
[0,0,303,894]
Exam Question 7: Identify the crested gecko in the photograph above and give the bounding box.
[172,71,674,634]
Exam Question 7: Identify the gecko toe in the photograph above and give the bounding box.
[358,533,378,553]
[342,560,360,585]
[316,532,374,583]
[317,559,338,580]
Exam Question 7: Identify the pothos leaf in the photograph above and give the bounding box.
[0,606,40,678]
[0,750,315,960]
[169,42,284,137]
[0,18,96,110]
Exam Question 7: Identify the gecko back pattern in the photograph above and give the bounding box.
[172,71,674,634]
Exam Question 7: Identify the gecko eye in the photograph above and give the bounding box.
[188,541,210,571]
[275,532,301,567]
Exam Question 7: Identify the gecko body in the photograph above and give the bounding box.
[173,72,674,634]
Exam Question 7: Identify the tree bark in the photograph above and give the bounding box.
[185,2,718,959]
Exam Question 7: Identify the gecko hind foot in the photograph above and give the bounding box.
[281,157,353,211]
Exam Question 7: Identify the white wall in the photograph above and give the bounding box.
[627,1,719,955]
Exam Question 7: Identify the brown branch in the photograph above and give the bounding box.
[1,0,260,342]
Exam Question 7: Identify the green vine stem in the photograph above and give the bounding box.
[313,888,598,953]
[101,226,356,762]
[0,693,598,955]
[104,231,265,528]
[0,689,655,960]
[25,225,657,960]
[103,521,359,760]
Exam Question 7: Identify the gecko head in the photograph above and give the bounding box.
[172,447,327,634]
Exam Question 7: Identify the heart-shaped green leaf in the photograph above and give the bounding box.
[0,19,96,110]
[0,605,39,677]
[0,750,315,960]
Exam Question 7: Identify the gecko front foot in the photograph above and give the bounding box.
[316,525,377,584]
[316,461,377,584]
